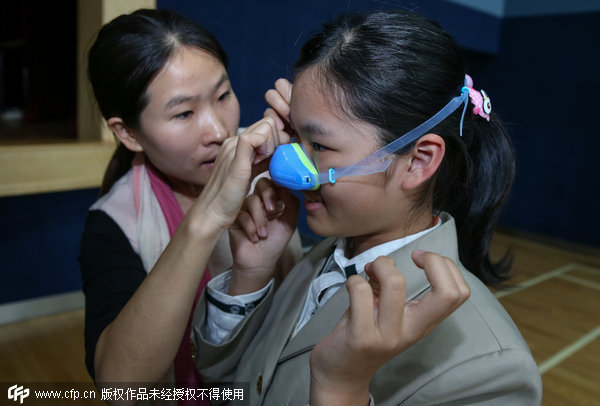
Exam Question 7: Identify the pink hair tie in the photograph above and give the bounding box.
[465,74,492,121]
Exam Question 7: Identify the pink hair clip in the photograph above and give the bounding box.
[465,74,492,121]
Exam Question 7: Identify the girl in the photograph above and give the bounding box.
[191,10,542,405]
[78,8,303,403]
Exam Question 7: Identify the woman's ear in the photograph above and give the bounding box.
[107,117,144,152]
[401,133,445,190]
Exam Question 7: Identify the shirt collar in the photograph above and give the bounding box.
[330,216,442,275]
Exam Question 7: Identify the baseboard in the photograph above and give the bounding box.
[0,291,84,325]
[496,226,600,260]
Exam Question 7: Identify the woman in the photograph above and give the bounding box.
[79,8,302,401]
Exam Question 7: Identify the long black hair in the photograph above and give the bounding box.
[295,10,515,285]
[87,9,228,196]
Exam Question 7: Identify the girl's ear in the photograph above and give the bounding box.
[107,117,144,152]
[401,133,445,190]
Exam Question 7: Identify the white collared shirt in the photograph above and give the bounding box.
[203,219,441,344]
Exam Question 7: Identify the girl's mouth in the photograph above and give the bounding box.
[303,194,324,212]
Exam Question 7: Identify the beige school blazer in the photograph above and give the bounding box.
[191,213,542,405]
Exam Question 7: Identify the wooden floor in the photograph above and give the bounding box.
[0,230,599,405]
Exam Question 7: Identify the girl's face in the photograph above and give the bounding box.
[290,70,413,255]
[136,46,240,196]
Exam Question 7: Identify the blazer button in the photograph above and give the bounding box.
[256,375,263,395]
[189,340,197,360]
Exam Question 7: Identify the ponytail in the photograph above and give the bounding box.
[99,144,135,197]
[435,110,515,285]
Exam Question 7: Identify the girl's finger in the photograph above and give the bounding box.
[405,251,466,334]
[364,261,381,298]
[345,275,376,336]
[235,210,259,242]
[244,194,269,239]
[368,257,406,335]
[411,250,460,304]
[254,177,279,212]
[443,257,471,302]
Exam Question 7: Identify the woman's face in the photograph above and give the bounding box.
[290,70,412,255]
[135,46,240,194]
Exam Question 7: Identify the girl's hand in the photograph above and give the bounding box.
[227,178,299,295]
[264,78,295,138]
[309,251,471,406]
[187,117,288,233]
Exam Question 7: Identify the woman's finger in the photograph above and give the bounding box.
[264,107,286,131]
[265,89,291,123]
[274,78,293,105]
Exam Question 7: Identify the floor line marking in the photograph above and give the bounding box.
[573,264,600,275]
[495,264,576,298]
[558,274,600,291]
[538,324,600,375]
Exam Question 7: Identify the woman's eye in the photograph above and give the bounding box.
[218,91,231,102]
[312,142,326,151]
[174,111,193,120]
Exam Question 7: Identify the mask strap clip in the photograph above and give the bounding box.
[328,168,336,184]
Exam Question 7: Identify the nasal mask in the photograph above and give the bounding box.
[269,82,470,191]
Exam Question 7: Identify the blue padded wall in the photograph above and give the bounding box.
[0,189,99,304]
[1,1,597,305]
[466,12,600,246]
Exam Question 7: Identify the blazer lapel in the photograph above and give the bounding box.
[278,280,349,363]
[257,238,336,398]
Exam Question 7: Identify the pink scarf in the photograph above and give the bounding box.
[136,157,211,405]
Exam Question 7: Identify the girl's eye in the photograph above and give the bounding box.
[312,142,326,151]
[218,90,232,102]
[174,111,193,120]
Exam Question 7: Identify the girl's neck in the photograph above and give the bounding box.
[345,211,435,258]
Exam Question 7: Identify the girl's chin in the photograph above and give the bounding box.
[306,218,335,238]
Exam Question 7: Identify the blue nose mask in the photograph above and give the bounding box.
[269,83,469,191]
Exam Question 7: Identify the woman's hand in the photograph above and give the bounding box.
[227,177,299,295]
[264,78,295,138]
[309,251,471,406]
[186,117,289,235]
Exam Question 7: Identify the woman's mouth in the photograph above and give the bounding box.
[203,158,216,169]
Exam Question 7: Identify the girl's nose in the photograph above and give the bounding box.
[299,138,313,156]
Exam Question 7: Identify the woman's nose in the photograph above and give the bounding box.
[199,109,227,144]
